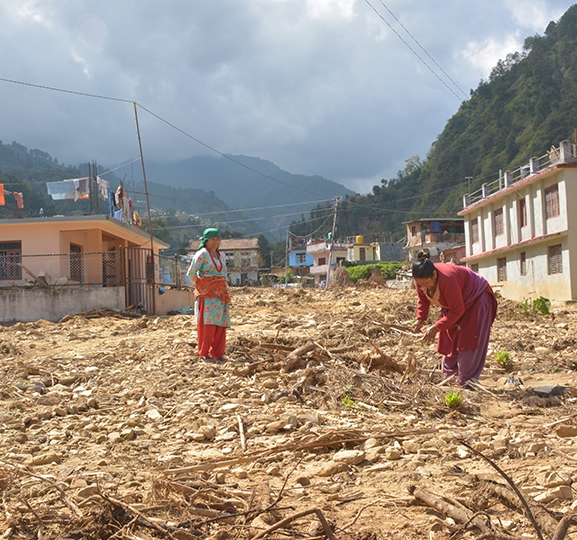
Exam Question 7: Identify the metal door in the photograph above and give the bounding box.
[122,247,156,315]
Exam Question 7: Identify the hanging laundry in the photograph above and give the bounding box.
[108,191,116,217]
[96,176,109,199]
[46,178,90,201]
[132,210,143,228]
[0,184,4,206]
[115,185,125,207]
[13,192,24,209]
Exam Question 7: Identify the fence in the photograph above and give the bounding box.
[1,251,122,287]
[156,254,192,287]
[0,250,193,289]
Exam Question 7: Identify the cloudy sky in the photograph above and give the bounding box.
[0,0,574,195]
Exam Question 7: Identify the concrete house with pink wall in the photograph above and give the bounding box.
[0,215,191,322]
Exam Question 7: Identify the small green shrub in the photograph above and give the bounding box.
[532,296,551,315]
[494,350,514,370]
[345,261,402,283]
[521,296,551,316]
[444,391,463,408]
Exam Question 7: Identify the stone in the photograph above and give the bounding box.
[534,486,572,503]
[537,470,572,487]
[317,461,350,477]
[333,449,365,465]
[145,409,163,420]
[556,425,577,438]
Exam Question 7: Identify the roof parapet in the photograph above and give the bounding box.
[462,140,577,208]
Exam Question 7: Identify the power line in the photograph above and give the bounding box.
[362,0,465,102]
[154,206,334,233]
[0,76,132,103]
[0,76,337,200]
[375,0,469,99]
[135,103,331,198]
[129,191,333,216]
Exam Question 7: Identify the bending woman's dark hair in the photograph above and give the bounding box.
[412,250,436,279]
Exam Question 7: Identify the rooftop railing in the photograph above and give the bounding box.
[463,140,577,208]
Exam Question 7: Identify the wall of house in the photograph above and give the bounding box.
[379,243,403,261]
[564,169,577,299]
[0,286,125,323]
[464,166,577,302]
[155,288,195,315]
[478,237,571,302]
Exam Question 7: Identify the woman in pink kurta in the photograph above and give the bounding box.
[411,251,497,387]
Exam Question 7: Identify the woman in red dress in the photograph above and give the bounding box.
[411,251,497,387]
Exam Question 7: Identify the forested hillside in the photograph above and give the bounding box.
[0,141,260,254]
[291,4,577,243]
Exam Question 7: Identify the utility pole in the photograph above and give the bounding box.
[92,160,99,215]
[325,197,340,289]
[285,229,289,286]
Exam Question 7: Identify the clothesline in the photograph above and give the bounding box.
[45,178,142,229]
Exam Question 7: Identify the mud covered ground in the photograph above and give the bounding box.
[1,284,577,539]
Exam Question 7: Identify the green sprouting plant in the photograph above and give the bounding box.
[341,384,356,407]
[444,391,463,409]
[342,395,356,408]
[494,350,513,370]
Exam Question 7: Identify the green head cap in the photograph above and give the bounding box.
[199,228,221,249]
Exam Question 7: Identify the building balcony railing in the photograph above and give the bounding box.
[463,140,577,208]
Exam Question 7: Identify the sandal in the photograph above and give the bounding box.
[203,356,215,362]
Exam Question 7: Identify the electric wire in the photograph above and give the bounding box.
[363,0,464,102]
[375,0,469,99]
[128,191,333,216]
[157,207,334,231]
[99,157,142,177]
[0,76,334,199]
[135,103,330,198]
[0,77,132,103]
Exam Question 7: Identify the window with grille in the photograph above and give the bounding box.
[548,244,563,274]
[318,257,326,265]
[0,241,22,280]
[545,184,560,219]
[520,252,527,276]
[471,218,479,244]
[296,253,306,263]
[470,263,479,273]
[497,257,507,281]
[518,198,527,228]
[494,208,504,236]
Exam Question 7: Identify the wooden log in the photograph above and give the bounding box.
[410,486,491,533]
[284,341,317,372]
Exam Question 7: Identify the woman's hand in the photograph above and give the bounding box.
[411,319,426,334]
[421,325,440,345]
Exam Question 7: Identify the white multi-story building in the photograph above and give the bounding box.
[459,140,577,302]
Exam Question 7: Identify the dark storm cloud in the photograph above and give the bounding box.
[0,0,573,194]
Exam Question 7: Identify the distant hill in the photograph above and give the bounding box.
[0,140,354,239]
[137,154,354,207]
[131,154,355,235]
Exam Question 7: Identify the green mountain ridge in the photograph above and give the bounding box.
[289,3,577,243]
